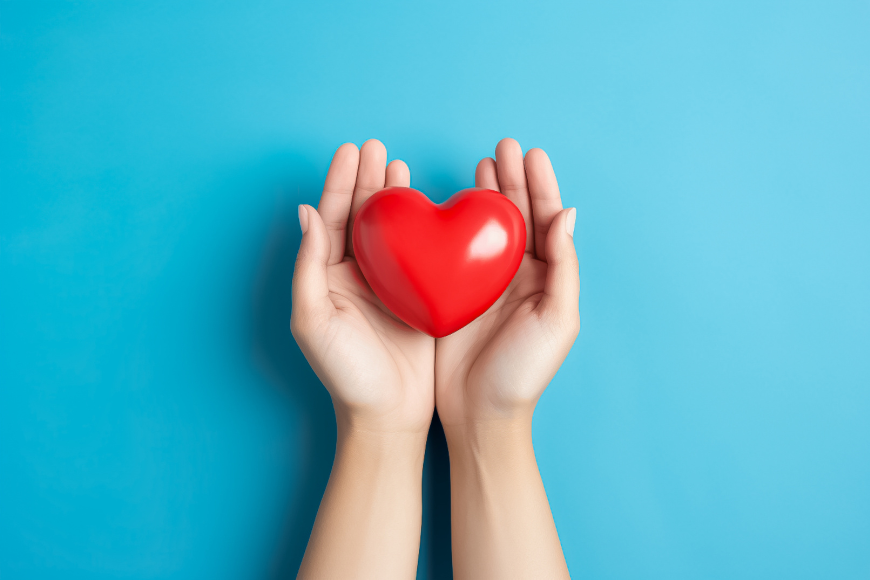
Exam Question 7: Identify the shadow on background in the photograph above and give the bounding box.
[249,150,455,579]
[421,413,453,579]
[247,153,335,579]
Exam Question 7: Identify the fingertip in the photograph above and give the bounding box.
[547,208,579,259]
[299,204,327,235]
[475,157,499,190]
[298,204,309,234]
[333,142,360,163]
[524,147,551,167]
[360,138,387,161]
[497,137,521,149]
[336,141,359,153]
[495,137,522,159]
[476,157,495,172]
[386,159,411,187]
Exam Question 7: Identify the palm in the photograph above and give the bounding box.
[320,259,434,429]
[436,255,552,423]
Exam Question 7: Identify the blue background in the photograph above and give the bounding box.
[2,1,869,578]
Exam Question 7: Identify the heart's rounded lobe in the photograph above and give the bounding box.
[352,187,526,337]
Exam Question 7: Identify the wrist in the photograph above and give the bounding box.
[442,417,536,468]
[335,417,429,471]
[332,397,434,442]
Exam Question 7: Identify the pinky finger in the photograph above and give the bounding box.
[475,157,500,191]
[385,159,411,188]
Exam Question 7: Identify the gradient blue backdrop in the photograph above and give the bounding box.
[2,1,869,578]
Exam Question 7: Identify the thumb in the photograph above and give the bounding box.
[291,205,334,337]
[538,207,580,330]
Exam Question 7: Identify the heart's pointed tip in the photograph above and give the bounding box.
[413,320,462,338]
[427,322,468,338]
[416,325,450,339]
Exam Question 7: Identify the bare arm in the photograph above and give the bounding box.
[297,427,427,579]
[445,421,568,579]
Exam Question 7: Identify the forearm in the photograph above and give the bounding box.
[445,419,569,580]
[297,421,428,580]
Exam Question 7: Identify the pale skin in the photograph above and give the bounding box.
[291,138,579,579]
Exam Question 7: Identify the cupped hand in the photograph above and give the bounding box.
[435,138,580,429]
[291,140,435,435]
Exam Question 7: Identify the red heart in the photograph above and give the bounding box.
[352,187,526,337]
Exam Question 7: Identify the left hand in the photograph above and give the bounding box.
[291,139,435,436]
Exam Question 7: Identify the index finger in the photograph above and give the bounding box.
[495,138,534,254]
[524,148,563,261]
[317,143,360,265]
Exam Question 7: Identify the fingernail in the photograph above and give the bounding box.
[566,208,576,237]
[298,205,309,234]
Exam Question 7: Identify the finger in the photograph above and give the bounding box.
[385,159,411,188]
[537,208,580,332]
[525,148,563,261]
[495,138,534,254]
[346,139,387,257]
[291,205,335,339]
[317,143,360,265]
[474,157,500,191]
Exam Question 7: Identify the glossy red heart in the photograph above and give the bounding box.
[352,187,526,337]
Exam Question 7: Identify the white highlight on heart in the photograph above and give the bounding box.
[467,219,508,260]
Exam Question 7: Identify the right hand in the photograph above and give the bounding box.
[435,138,580,431]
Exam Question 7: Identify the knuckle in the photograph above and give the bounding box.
[501,183,526,195]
